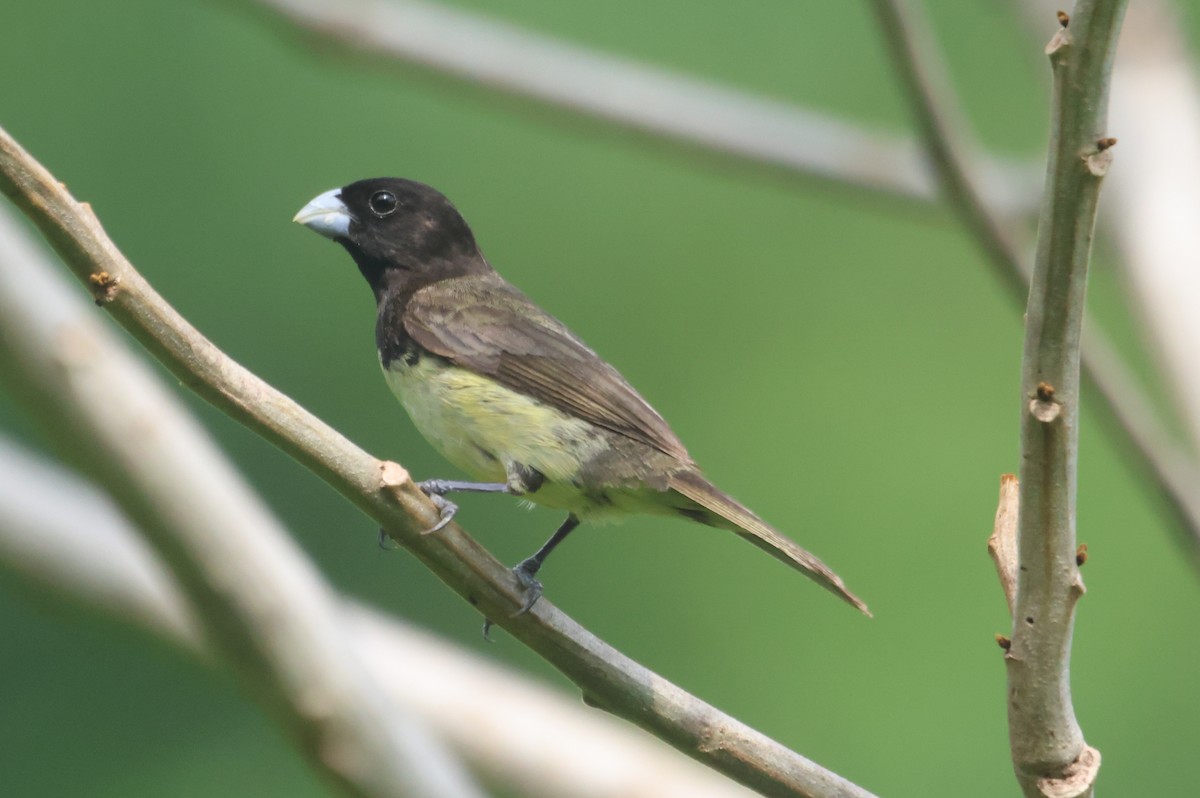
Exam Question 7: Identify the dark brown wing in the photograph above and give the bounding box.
[403,274,692,462]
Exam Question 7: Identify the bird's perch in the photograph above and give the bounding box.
[1006,3,1127,796]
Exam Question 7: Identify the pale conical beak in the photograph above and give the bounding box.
[293,188,352,240]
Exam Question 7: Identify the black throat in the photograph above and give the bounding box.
[362,252,490,370]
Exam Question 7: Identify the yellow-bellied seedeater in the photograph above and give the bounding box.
[295,178,867,616]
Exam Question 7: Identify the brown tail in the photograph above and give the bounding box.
[669,470,870,616]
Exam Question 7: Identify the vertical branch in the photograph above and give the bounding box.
[869,0,1200,558]
[1008,3,1126,796]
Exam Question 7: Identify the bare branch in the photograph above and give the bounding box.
[0,436,762,798]
[238,0,1038,213]
[1008,2,1127,795]
[0,125,876,798]
[869,0,1200,557]
[0,207,485,798]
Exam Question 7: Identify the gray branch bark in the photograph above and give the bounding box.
[1008,3,1127,795]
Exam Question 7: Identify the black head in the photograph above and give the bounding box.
[295,177,489,297]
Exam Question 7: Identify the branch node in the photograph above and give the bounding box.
[1035,744,1101,798]
[87,270,120,305]
[1030,382,1062,423]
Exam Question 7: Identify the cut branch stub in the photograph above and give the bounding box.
[988,474,1020,618]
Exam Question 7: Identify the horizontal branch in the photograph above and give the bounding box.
[0,125,875,798]
[0,436,761,798]
[240,0,1039,213]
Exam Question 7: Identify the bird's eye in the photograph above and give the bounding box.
[369,190,399,217]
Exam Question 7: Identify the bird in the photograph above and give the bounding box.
[294,178,868,617]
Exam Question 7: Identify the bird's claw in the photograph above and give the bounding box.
[417,487,458,535]
[479,559,544,640]
[511,557,544,616]
[377,527,401,550]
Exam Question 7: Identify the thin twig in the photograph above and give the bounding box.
[0,125,876,798]
[236,0,1039,213]
[868,0,1200,558]
[0,206,486,798]
[1008,3,1127,796]
[0,435,762,798]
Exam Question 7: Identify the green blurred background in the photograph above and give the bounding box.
[2,1,1197,795]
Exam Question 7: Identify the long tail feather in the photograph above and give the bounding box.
[669,470,870,615]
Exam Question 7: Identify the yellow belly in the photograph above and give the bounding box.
[382,355,604,486]
[381,354,690,521]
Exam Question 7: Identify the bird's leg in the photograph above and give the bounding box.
[416,471,568,638]
[512,514,580,615]
[416,478,511,534]
[481,513,581,640]
[419,478,513,495]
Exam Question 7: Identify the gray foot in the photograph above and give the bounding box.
[479,558,545,640]
[512,557,544,616]
[416,483,459,534]
[424,493,458,534]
